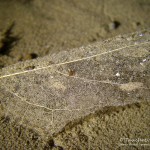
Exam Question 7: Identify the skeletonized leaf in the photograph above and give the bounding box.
[0,30,150,136]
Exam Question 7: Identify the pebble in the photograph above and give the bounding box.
[116,72,120,77]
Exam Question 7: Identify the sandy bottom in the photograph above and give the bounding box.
[0,0,150,149]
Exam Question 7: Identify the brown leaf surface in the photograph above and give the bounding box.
[0,30,150,136]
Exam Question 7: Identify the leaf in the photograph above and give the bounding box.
[0,30,150,136]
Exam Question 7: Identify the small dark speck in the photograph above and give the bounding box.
[136,22,141,26]
[68,69,76,76]
[48,61,54,65]
[109,21,121,30]
[25,66,35,70]
[30,53,38,59]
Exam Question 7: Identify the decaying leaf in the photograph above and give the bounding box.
[0,30,150,136]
